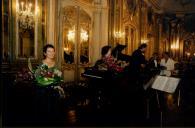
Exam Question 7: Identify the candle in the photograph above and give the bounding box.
[29,3,32,12]
[16,3,19,12]
[21,2,24,11]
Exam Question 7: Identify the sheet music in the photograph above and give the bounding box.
[164,77,180,93]
[152,76,168,91]
[152,75,180,93]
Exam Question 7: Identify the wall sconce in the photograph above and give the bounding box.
[171,37,180,50]
[171,42,179,50]
[186,52,191,60]
[114,31,124,39]
[64,47,69,52]
[16,0,39,30]
[171,44,176,50]
[141,39,149,44]
[186,52,191,56]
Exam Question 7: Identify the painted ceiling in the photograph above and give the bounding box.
[146,0,195,32]
[147,0,195,14]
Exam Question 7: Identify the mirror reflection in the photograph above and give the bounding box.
[16,0,36,58]
[62,6,91,64]
[18,29,35,58]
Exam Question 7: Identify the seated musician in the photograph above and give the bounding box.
[112,44,131,62]
[95,45,124,73]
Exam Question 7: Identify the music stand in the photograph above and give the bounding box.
[151,75,180,127]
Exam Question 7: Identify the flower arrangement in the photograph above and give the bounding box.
[34,64,63,87]
[16,67,34,82]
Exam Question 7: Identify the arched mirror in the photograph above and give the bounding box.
[79,19,90,64]
[62,6,91,64]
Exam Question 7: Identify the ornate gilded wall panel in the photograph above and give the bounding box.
[108,0,140,55]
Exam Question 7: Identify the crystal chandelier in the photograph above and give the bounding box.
[67,29,75,42]
[80,28,89,42]
[16,0,38,30]
[67,27,89,42]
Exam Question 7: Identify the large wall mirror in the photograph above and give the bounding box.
[16,0,39,59]
[18,27,35,58]
[62,6,91,64]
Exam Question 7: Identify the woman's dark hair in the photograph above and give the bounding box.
[138,43,147,49]
[101,45,111,57]
[43,44,55,59]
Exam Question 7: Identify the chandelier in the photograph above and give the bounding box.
[114,31,124,39]
[80,29,89,42]
[67,28,89,42]
[16,0,38,30]
[67,30,75,42]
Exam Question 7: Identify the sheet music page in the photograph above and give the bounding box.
[152,76,168,91]
[163,77,180,93]
[151,76,180,93]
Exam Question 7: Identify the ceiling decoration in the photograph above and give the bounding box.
[178,0,191,7]
[147,0,195,14]
[161,13,195,33]
[146,0,195,32]
[126,0,137,17]
[183,14,195,33]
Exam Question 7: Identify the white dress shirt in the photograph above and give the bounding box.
[154,60,157,68]
[160,58,175,76]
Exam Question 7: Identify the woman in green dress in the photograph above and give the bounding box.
[42,44,56,69]
[34,44,63,86]
[34,44,65,121]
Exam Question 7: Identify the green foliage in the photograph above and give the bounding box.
[34,64,63,87]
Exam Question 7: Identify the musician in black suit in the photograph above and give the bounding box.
[112,44,131,62]
[129,43,148,78]
[125,43,148,120]
[148,52,160,77]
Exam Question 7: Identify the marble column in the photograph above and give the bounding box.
[91,0,108,64]
[100,7,108,53]
[92,9,101,64]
